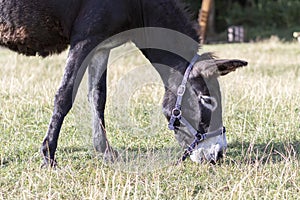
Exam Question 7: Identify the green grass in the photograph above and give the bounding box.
[0,39,300,199]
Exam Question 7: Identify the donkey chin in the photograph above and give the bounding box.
[190,133,228,164]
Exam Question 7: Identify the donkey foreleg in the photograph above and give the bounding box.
[40,39,98,167]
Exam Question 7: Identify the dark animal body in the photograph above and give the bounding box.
[0,0,247,166]
[0,0,71,56]
[0,0,197,56]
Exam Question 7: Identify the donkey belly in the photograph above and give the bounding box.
[0,0,69,57]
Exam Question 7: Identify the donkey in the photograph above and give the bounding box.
[0,0,247,166]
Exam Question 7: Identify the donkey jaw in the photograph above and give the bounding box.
[190,134,228,164]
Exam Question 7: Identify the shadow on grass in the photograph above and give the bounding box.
[2,140,298,169]
[226,140,300,165]
[57,145,183,172]
[58,139,300,172]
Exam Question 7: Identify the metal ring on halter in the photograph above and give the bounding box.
[195,132,204,142]
[171,108,182,118]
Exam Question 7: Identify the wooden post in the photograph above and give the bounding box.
[198,0,213,44]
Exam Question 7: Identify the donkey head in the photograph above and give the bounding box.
[164,53,247,164]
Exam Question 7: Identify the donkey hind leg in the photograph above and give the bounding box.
[41,39,99,167]
[88,50,118,162]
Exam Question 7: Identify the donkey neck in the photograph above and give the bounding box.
[133,0,200,82]
[130,0,200,44]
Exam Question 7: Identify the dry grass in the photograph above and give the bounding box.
[0,39,299,199]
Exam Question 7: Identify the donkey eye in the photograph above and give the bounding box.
[199,95,217,111]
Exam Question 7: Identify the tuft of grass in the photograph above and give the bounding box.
[0,40,299,199]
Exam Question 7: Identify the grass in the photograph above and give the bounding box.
[0,39,300,199]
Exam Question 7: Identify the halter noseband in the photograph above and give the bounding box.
[168,54,226,162]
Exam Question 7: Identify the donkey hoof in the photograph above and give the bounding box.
[103,149,119,163]
[41,158,57,169]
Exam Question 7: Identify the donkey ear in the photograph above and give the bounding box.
[192,59,248,78]
[215,59,248,76]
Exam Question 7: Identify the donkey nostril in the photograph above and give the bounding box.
[217,150,224,160]
[208,153,217,165]
[210,159,217,165]
[215,150,224,164]
[209,150,223,165]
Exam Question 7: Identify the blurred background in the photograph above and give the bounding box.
[184,0,300,43]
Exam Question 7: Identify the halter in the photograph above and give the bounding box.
[168,54,226,162]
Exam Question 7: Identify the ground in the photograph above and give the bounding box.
[0,38,299,199]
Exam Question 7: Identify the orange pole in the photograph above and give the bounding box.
[199,0,213,44]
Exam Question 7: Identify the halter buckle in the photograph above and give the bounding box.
[177,85,186,96]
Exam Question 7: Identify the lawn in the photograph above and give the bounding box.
[0,38,299,199]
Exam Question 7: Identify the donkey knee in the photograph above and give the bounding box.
[53,89,74,116]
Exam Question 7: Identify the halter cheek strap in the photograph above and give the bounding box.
[168,54,199,131]
[167,54,225,162]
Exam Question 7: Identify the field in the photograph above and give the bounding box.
[0,39,300,199]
